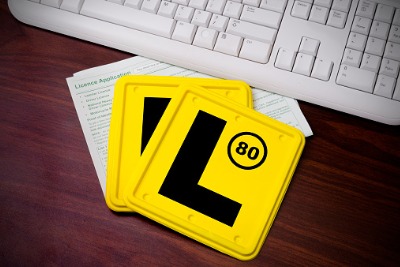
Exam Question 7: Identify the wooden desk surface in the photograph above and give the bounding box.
[1,2,399,266]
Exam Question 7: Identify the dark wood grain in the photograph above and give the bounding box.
[1,2,399,266]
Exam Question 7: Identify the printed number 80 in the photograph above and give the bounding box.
[236,141,259,160]
[228,132,267,170]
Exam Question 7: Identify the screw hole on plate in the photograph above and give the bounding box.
[279,134,287,142]
[143,193,150,201]
[188,214,195,222]
[234,235,242,244]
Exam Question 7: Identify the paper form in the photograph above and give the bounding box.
[66,56,312,195]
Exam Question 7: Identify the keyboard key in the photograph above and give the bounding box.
[192,9,212,27]
[260,0,287,13]
[374,75,396,98]
[260,0,288,13]
[60,0,84,13]
[241,5,283,29]
[337,65,376,93]
[206,0,227,15]
[356,0,376,19]
[141,0,161,13]
[189,0,208,10]
[209,14,229,31]
[299,37,320,56]
[223,1,243,19]
[81,0,176,38]
[275,48,296,71]
[379,58,400,78]
[388,25,400,44]
[309,5,329,24]
[393,79,400,101]
[342,48,362,67]
[346,32,367,51]
[314,0,332,8]
[226,19,277,43]
[193,27,218,49]
[311,58,333,81]
[291,1,311,20]
[125,0,144,9]
[384,42,400,61]
[351,16,372,35]
[239,39,272,63]
[365,37,385,56]
[172,21,197,43]
[327,10,347,28]
[332,0,351,13]
[243,0,260,6]
[293,53,315,76]
[374,4,395,24]
[393,9,400,26]
[214,32,243,56]
[158,1,178,18]
[175,5,195,22]
[369,20,390,40]
[172,0,190,5]
[360,53,381,72]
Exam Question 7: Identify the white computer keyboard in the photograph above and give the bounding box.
[8,0,400,125]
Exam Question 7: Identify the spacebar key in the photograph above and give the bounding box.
[337,65,377,93]
[81,0,176,38]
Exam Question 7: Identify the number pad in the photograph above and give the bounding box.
[338,0,400,101]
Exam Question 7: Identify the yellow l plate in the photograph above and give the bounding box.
[106,76,253,211]
[123,85,305,260]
